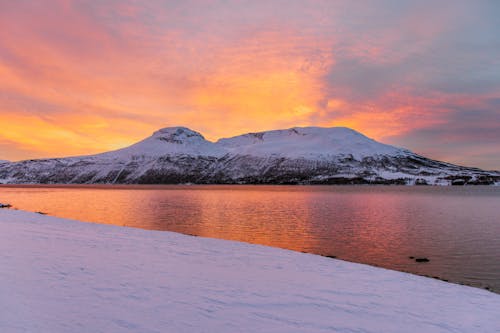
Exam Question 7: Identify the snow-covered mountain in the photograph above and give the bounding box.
[99,127,226,159]
[217,127,406,159]
[0,126,498,185]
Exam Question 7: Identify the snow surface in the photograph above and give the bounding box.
[218,127,409,159]
[97,127,226,159]
[97,126,409,160]
[1,209,499,333]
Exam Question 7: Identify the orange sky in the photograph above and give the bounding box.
[0,1,499,169]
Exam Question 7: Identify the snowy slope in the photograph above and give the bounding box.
[1,208,499,333]
[218,126,408,159]
[96,126,406,160]
[0,126,498,185]
[97,127,225,159]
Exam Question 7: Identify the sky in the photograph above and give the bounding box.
[0,0,499,169]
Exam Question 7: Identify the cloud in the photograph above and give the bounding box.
[0,1,498,168]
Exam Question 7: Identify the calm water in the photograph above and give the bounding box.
[1,185,499,292]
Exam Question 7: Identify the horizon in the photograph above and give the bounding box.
[1,1,499,169]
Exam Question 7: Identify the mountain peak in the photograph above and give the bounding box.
[98,126,225,158]
[216,126,405,159]
[287,126,368,138]
[218,126,367,143]
[151,127,205,144]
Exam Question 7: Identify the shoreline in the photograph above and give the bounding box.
[2,196,499,294]
[1,183,499,190]
[1,208,499,332]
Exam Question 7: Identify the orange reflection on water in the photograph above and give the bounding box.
[333,191,417,266]
[192,188,317,252]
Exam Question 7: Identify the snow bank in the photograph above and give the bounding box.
[1,209,499,333]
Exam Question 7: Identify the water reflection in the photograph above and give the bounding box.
[1,185,499,292]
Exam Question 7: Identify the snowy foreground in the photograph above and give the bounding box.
[1,209,499,333]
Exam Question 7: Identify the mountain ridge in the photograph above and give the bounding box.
[0,126,498,185]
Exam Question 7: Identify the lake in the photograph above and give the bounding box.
[1,185,499,292]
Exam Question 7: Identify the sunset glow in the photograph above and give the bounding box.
[1,1,499,168]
